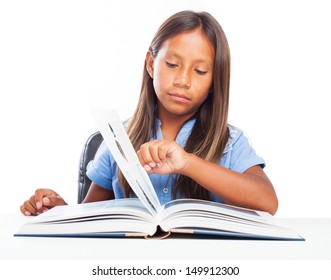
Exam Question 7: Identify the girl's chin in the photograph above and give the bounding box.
[161,107,197,118]
[157,101,199,118]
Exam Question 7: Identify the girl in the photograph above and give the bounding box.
[20,10,278,216]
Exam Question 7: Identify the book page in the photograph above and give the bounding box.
[16,199,157,237]
[159,199,302,240]
[161,199,266,223]
[90,108,161,217]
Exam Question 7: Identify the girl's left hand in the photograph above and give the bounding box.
[137,140,190,174]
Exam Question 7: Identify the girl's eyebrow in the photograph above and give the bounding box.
[166,52,213,67]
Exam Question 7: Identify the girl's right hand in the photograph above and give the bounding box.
[20,188,67,216]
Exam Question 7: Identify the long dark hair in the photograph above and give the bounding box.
[119,10,231,200]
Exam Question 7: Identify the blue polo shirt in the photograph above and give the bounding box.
[86,119,265,205]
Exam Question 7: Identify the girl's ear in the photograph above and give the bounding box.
[145,51,154,78]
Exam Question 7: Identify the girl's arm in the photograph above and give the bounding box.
[182,154,278,215]
[83,182,115,203]
[138,140,278,215]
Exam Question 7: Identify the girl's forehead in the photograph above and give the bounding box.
[158,29,215,64]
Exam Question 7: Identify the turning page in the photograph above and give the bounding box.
[90,108,161,217]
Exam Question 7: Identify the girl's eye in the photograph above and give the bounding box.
[195,69,208,75]
[165,61,178,68]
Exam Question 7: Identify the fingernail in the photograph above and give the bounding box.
[43,197,50,205]
[156,162,162,168]
[36,202,42,209]
[24,211,31,216]
[149,162,156,168]
[144,164,151,171]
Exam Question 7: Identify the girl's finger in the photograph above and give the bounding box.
[20,205,31,216]
[147,142,163,165]
[43,196,67,207]
[34,189,59,209]
[22,199,39,215]
[139,143,156,166]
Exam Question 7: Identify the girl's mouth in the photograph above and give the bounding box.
[168,93,190,102]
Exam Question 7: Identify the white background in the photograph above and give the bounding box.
[0,0,330,217]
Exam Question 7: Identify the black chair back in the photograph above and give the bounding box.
[78,132,103,203]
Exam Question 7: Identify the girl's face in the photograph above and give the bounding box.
[147,28,214,120]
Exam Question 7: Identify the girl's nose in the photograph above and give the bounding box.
[173,69,191,88]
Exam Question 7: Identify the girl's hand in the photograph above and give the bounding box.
[20,188,67,216]
[137,140,190,174]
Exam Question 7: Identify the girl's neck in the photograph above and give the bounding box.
[157,106,196,141]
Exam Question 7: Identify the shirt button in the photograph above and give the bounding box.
[163,187,168,194]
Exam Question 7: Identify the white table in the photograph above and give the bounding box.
[1,213,330,260]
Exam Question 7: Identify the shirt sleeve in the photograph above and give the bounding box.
[229,130,266,173]
[86,141,114,190]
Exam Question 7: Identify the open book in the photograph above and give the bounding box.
[15,109,303,240]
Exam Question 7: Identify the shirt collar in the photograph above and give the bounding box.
[223,125,239,154]
[155,118,196,147]
[155,118,236,155]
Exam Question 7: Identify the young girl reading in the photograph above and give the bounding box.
[20,10,278,216]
